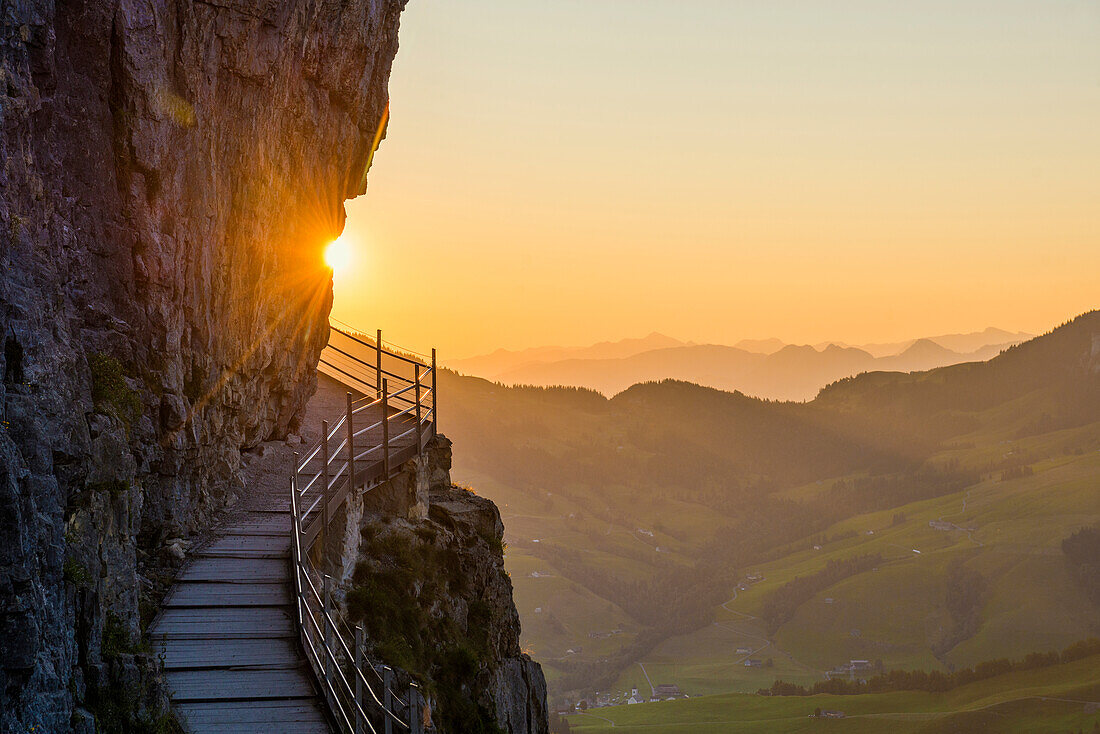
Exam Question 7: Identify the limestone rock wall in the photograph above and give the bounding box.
[0,1,406,729]
[338,435,549,734]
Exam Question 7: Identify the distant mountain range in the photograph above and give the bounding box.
[446,327,1033,401]
[811,326,1034,358]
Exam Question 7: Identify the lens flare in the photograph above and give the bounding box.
[324,237,352,273]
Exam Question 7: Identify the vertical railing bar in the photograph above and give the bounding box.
[431,349,437,439]
[346,392,355,488]
[290,455,303,627]
[355,626,366,734]
[382,378,390,476]
[376,329,383,398]
[321,420,330,571]
[414,363,422,455]
[409,684,423,734]
[323,575,334,714]
[383,666,394,734]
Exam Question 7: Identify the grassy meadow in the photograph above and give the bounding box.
[569,653,1100,733]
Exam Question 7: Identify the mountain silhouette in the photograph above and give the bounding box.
[453,329,1031,401]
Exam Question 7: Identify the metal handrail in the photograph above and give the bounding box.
[328,322,429,367]
[292,326,437,734]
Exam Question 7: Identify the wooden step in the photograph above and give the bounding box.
[222,514,293,536]
[151,607,294,640]
[166,667,317,702]
[177,700,331,733]
[154,638,301,670]
[178,557,288,583]
[164,582,290,608]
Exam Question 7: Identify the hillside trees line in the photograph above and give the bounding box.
[522,539,731,631]
[761,554,883,634]
[760,638,1100,697]
[1062,525,1100,606]
[824,464,978,515]
[932,560,988,656]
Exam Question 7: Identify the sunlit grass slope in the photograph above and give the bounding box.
[571,653,1100,733]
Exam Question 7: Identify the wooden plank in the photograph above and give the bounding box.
[224,515,292,535]
[178,557,287,582]
[245,505,292,514]
[166,668,316,701]
[184,720,329,734]
[201,534,290,552]
[195,549,290,560]
[151,607,294,640]
[154,638,301,670]
[177,700,330,733]
[164,582,289,608]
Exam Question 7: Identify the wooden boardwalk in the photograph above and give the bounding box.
[152,329,436,734]
[151,509,332,733]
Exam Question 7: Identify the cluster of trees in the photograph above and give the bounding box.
[548,714,573,733]
[1062,525,1100,606]
[759,638,1100,696]
[760,554,882,634]
[1000,464,1035,481]
[526,539,730,631]
[825,464,978,515]
[932,560,988,656]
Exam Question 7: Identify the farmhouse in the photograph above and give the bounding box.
[653,683,684,699]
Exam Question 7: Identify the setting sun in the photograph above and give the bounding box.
[324,236,352,273]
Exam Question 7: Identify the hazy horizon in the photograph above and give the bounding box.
[331,0,1100,358]
[444,322,1036,362]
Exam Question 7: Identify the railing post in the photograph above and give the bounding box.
[409,683,424,734]
[321,420,330,569]
[346,392,355,487]
[431,348,437,439]
[414,363,422,456]
[376,329,383,398]
[382,378,390,476]
[354,625,365,734]
[290,456,302,627]
[323,574,333,711]
[383,666,395,734]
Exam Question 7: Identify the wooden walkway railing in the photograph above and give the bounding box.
[292,326,437,734]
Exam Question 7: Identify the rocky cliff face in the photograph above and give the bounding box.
[342,435,549,734]
[0,1,406,729]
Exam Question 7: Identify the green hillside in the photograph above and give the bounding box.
[442,311,1100,700]
[567,651,1100,733]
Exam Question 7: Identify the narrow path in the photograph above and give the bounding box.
[719,588,756,621]
[151,510,329,733]
[150,375,355,733]
[575,711,617,727]
[638,663,655,697]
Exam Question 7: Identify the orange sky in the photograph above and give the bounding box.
[331,1,1100,359]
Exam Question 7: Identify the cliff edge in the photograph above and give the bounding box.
[1,1,405,729]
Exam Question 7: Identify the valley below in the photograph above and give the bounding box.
[441,313,1100,723]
